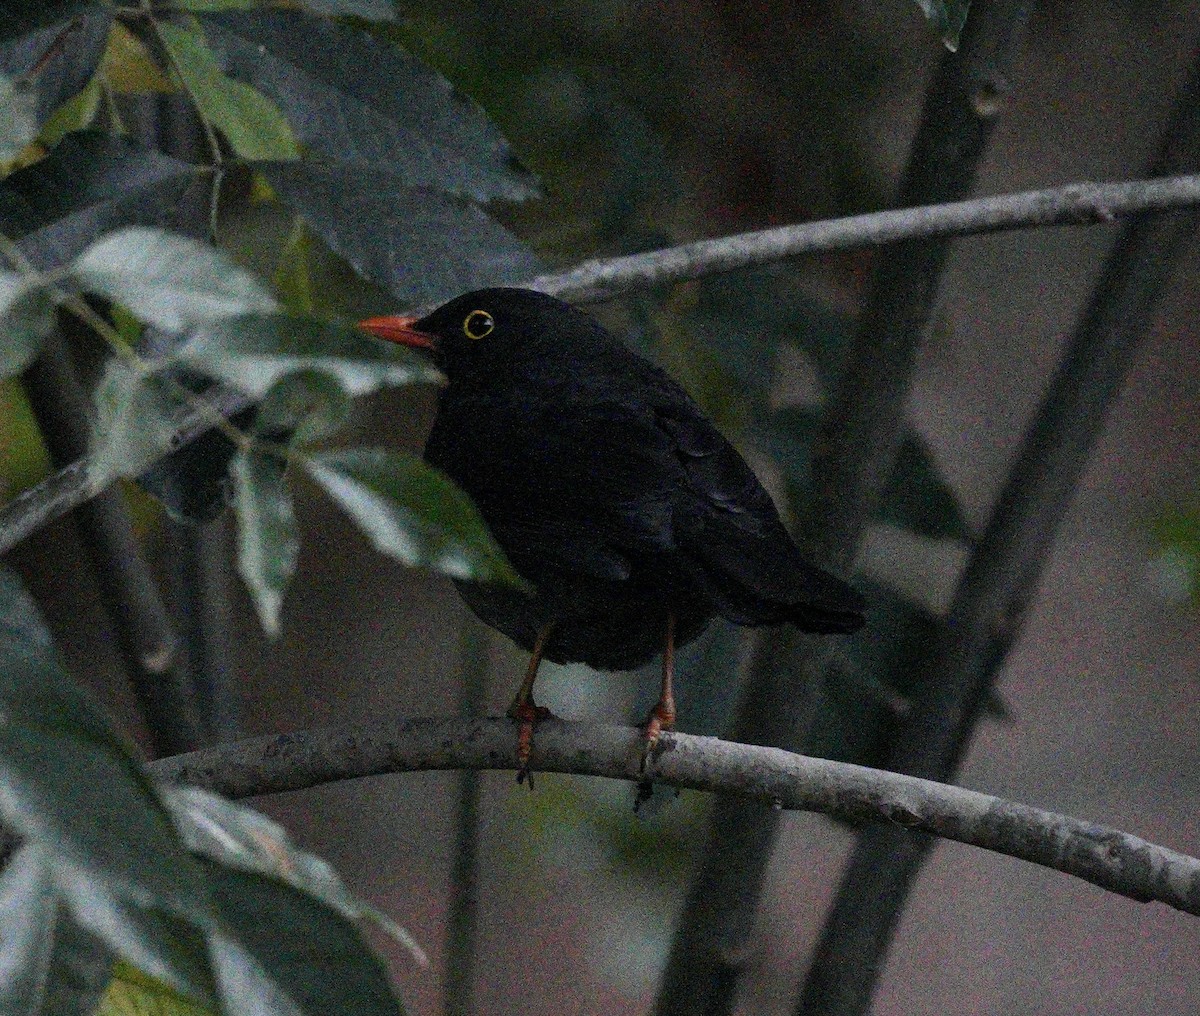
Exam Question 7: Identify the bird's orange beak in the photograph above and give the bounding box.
[358,315,437,350]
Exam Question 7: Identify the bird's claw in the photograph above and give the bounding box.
[508,701,554,786]
[639,703,676,775]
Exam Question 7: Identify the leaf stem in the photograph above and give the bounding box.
[140,2,225,230]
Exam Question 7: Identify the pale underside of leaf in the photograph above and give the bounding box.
[231,449,297,638]
[0,270,56,379]
[304,448,518,586]
[178,313,440,399]
[72,226,277,333]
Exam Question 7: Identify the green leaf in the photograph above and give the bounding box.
[0,566,215,940]
[158,19,299,161]
[254,369,351,446]
[0,132,196,269]
[99,964,216,1016]
[37,76,101,148]
[0,71,37,162]
[0,11,111,136]
[90,358,188,483]
[305,448,520,586]
[0,843,113,1016]
[271,217,314,314]
[200,10,537,201]
[72,226,278,332]
[0,270,55,378]
[54,876,216,1005]
[209,937,304,1016]
[163,785,426,966]
[205,863,406,1016]
[177,312,439,398]
[913,0,972,50]
[260,160,540,305]
[231,449,297,638]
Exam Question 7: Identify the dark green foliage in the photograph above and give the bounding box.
[200,11,538,201]
[769,406,972,543]
[0,271,55,377]
[0,11,111,132]
[0,3,96,44]
[260,161,540,304]
[0,133,197,268]
[136,405,253,524]
[204,864,404,1016]
[0,567,412,1014]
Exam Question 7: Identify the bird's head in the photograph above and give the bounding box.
[358,288,603,383]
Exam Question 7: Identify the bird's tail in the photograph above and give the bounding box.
[687,522,866,633]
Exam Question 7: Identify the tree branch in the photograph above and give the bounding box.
[444,616,489,1016]
[150,717,1200,918]
[0,384,249,556]
[2,171,1200,555]
[530,174,1200,304]
[22,329,200,757]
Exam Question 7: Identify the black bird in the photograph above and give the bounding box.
[359,288,864,774]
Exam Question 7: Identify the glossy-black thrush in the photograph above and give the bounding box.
[359,288,865,777]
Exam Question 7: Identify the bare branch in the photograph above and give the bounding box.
[151,717,1200,918]
[444,616,489,1016]
[23,329,199,757]
[530,175,1200,305]
[0,385,249,555]
[2,172,1200,555]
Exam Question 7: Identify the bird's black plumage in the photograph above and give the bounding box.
[369,288,865,673]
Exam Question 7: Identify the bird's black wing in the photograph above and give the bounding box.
[434,380,863,631]
[654,405,865,632]
[429,393,682,585]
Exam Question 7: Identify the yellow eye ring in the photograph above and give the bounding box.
[463,309,494,340]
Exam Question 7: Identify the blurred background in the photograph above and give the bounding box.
[5,0,1200,1013]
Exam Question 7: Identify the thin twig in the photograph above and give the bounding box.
[444,616,489,1016]
[150,717,1200,918]
[0,385,251,555]
[22,330,200,757]
[3,168,1200,556]
[794,47,1200,1016]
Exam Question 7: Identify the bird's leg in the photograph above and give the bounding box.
[506,624,556,784]
[641,612,677,772]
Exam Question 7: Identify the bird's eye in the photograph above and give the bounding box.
[463,309,494,340]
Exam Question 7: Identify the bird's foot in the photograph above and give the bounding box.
[507,700,555,786]
[639,701,676,775]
